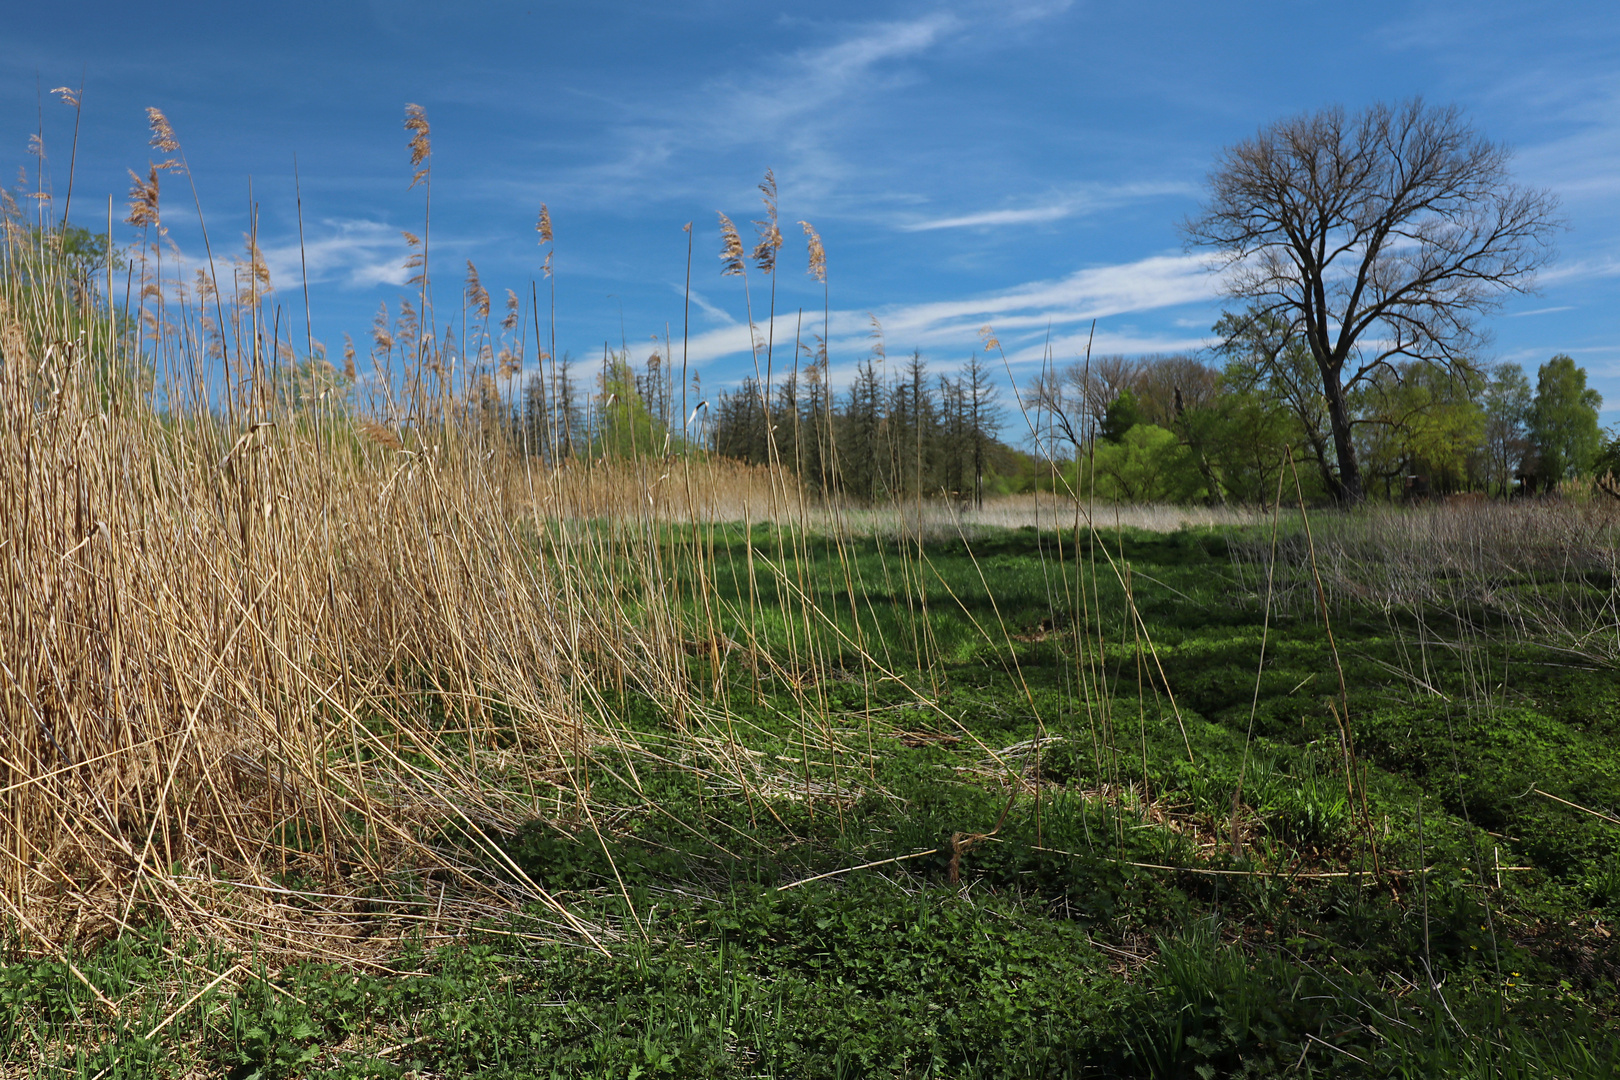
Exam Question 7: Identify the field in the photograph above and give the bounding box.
[2,123,1619,1076]
[5,483,1619,1075]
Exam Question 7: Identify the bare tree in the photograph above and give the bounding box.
[1184,99,1560,503]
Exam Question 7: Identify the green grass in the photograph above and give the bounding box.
[7,520,1619,1077]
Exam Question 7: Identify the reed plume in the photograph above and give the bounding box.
[752,169,782,275]
[124,165,160,229]
[718,213,745,277]
[800,220,826,283]
[404,103,431,188]
[145,107,182,171]
[372,301,394,353]
[402,230,424,287]
[466,259,490,319]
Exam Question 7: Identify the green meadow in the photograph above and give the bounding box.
[8,513,1618,1078]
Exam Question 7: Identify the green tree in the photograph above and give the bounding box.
[1529,355,1602,489]
[1185,100,1560,504]
[595,355,666,460]
[1352,361,1485,497]
[1176,387,1300,505]
[1215,310,1339,495]
[1099,390,1143,443]
[1082,424,1206,503]
[962,352,1001,508]
[1,220,143,403]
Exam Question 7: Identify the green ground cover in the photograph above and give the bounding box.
[6,520,1619,1077]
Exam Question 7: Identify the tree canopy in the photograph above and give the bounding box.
[1529,355,1603,489]
[1185,99,1561,503]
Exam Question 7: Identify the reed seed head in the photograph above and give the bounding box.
[718,213,745,277]
[51,86,80,109]
[358,417,404,449]
[372,302,394,353]
[752,220,782,275]
[758,168,778,219]
[402,232,425,286]
[799,221,825,283]
[751,169,782,273]
[145,108,182,172]
[536,204,553,245]
[124,166,160,229]
[404,104,431,188]
[466,260,491,319]
[243,234,272,290]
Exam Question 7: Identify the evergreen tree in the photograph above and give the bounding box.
[962,352,1001,509]
[841,360,884,502]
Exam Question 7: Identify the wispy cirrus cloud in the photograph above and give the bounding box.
[674,284,738,326]
[900,203,1076,231]
[1535,255,1620,286]
[680,251,1224,374]
[258,219,409,290]
[897,181,1193,232]
[540,11,965,207]
[520,4,1073,212]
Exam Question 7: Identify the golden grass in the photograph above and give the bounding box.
[0,218,830,959]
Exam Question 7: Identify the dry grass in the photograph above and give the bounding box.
[1231,498,1620,661]
[692,494,1271,541]
[0,218,800,960]
[0,162,884,963]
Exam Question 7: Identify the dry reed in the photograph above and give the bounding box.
[0,206,818,960]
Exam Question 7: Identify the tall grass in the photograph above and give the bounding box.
[0,194,834,958]
[1231,499,1620,661]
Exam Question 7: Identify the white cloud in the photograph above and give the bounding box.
[1536,256,1620,286]
[898,182,1193,233]
[680,252,1226,375]
[673,284,738,326]
[259,219,409,290]
[525,4,1072,213]
[1508,305,1575,318]
[901,204,1076,232]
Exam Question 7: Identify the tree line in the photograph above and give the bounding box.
[506,347,1017,506]
[1027,319,1613,505]
[500,320,1613,509]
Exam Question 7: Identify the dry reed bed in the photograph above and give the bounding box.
[0,275,823,958]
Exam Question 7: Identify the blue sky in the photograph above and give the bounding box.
[5,0,1619,425]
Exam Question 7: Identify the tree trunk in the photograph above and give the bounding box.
[1320,375,1363,505]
